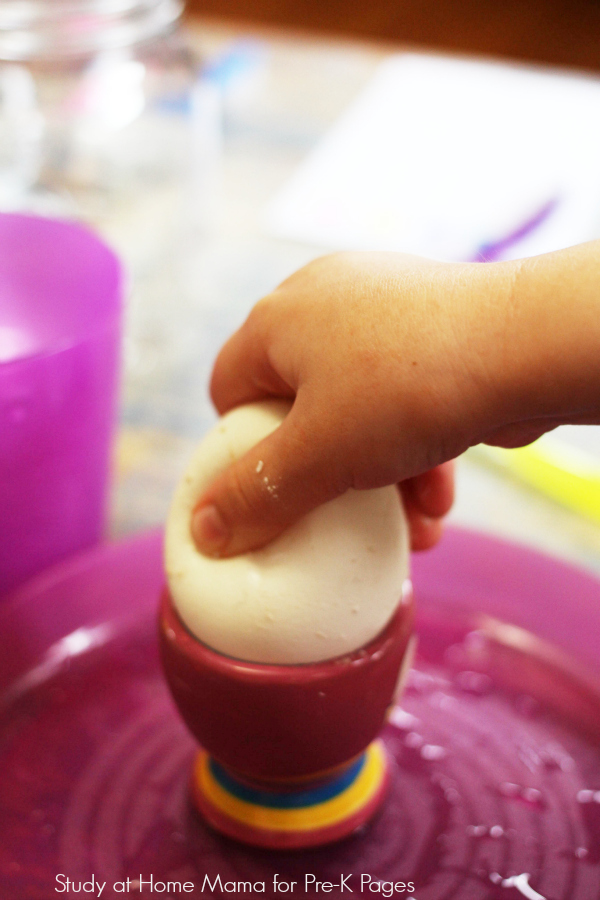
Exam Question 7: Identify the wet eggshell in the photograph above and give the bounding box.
[165,400,409,664]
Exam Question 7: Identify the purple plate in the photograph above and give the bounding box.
[1,528,600,900]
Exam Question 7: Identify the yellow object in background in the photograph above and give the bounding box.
[474,434,600,525]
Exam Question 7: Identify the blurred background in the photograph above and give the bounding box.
[186,0,600,71]
[2,0,600,589]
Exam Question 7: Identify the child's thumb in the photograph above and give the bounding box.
[190,414,344,558]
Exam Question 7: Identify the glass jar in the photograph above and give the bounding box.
[0,0,220,275]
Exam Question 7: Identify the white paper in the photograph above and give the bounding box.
[265,54,600,261]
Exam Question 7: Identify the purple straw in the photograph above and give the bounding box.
[473,196,559,262]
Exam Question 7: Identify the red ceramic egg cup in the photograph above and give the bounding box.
[159,584,414,848]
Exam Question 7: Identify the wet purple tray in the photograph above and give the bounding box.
[1,528,600,900]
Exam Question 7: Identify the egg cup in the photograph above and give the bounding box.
[159,583,415,849]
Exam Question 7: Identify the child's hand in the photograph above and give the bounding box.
[190,252,518,557]
[191,242,600,558]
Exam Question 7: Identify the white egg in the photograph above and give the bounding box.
[165,400,409,664]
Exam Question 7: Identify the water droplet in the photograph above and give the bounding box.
[522,787,544,807]
[464,630,488,653]
[490,825,504,838]
[431,772,456,791]
[577,789,595,803]
[388,707,419,730]
[429,691,458,711]
[421,744,448,761]
[499,782,521,798]
[575,847,589,859]
[500,873,547,899]
[455,670,493,695]
[467,824,488,838]
[499,782,544,807]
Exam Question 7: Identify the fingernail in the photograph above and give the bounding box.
[191,504,230,556]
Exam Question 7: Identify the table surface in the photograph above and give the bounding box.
[109,17,600,579]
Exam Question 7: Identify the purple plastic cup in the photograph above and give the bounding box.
[0,213,123,596]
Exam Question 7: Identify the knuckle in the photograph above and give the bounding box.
[244,297,281,346]
[248,294,277,326]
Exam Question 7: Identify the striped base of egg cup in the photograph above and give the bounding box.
[191,740,388,849]
[159,583,414,849]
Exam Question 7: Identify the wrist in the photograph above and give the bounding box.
[499,243,600,426]
[430,258,528,442]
